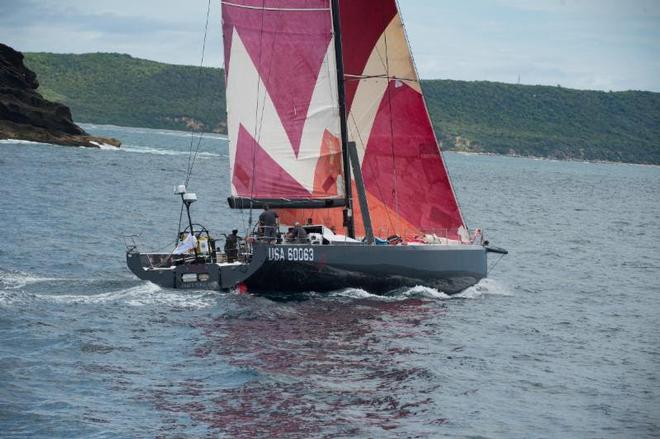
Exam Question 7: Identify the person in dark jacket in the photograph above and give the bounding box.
[291,222,308,243]
[258,205,279,242]
[224,229,240,262]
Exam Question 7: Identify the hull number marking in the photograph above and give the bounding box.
[268,247,314,262]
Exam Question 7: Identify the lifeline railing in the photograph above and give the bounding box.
[245,225,485,246]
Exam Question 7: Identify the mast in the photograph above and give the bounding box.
[331,0,373,241]
[348,141,374,244]
[330,0,355,239]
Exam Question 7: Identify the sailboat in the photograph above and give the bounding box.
[126,0,507,295]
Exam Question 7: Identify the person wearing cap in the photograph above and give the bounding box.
[224,229,241,262]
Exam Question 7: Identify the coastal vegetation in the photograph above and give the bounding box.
[0,44,120,148]
[25,52,226,134]
[24,52,660,164]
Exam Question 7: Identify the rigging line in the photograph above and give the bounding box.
[348,111,396,236]
[177,0,211,240]
[185,0,213,187]
[186,120,208,186]
[250,0,279,228]
[394,0,467,231]
[382,9,402,237]
[488,253,506,272]
[354,9,400,237]
[175,202,185,245]
[248,0,267,227]
[328,11,346,206]
[341,21,398,236]
[254,22,276,161]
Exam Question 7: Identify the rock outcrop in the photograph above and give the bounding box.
[0,43,120,148]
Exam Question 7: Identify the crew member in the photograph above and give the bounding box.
[258,204,279,243]
[291,222,308,243]
[224,229,240,262]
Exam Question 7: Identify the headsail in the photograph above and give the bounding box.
[278,0,466,239]
[222,0,345,207]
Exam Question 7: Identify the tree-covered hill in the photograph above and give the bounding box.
[25,52,226,133]
[24,52,660,164]
[424,81,660,164]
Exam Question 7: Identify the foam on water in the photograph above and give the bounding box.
[454,278,513,299]
[90,140,120,150]
[323,280,512,302]
[0,290,34,307]
[0,139,50,146]
[398,285,452,299]
[79,124,228,140]
[0,270,66,290]
[120,144,221,158]
[0,270,216,309]
[327,286,449,301]
[43,282,216,309]
[328,287,388,300]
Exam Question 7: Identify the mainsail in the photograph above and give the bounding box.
[222,0,345,207]
[222,0,466,239]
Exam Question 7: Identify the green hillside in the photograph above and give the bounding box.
[25,52,226,133]
[24,52,660,164]
[424,81,660,164]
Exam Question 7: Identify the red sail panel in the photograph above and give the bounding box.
[360,80,463,237]
[233,125,310,198]
[222,0,344,201]
[339,0,397,111]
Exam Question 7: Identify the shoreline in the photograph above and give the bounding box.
[450,150,660,168]
[81,122,659,168]
[3,121,657,168]
[0,121,121,149]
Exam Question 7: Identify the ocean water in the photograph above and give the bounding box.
[1,124,658,438]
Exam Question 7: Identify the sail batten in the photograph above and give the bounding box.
[222,2,330,12]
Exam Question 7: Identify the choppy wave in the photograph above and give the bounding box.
[328,287,384,300]
[45,282,216,309]
[90,141,120,150]
[0,139,52,146]
[397,285,452,299]
[0,270,217,309]
[0,270,67,290]
[326,286,449,301]
[454,278,513,299]
[323,278,511,302]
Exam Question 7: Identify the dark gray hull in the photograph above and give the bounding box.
[126,243,487,295]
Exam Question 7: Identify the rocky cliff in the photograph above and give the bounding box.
[0,43,120,148]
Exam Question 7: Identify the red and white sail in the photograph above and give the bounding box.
[222,0,466,239]
[222,0,344,203]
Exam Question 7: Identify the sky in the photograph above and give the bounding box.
[1,0,659,92]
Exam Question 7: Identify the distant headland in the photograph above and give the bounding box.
[6,47,660,165]
[0,44,120,148]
